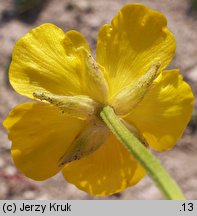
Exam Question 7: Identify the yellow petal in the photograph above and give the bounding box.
[124,70,194,151]
[96,4,175,98]
[9,24,90,99]
[65,30,91,52]
[3,102,86,180]
[62,133,146,196]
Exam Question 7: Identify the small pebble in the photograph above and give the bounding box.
[23,190,36,199]
[5,166,17,176]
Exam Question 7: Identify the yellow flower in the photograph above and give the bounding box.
[3,4,194,196]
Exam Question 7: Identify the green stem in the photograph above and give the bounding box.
[100,106,185,200]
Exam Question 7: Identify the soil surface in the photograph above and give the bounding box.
[0,0,197,199]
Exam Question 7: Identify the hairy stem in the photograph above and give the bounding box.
[100,106,185,200]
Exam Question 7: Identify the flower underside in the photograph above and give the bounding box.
[3,3,194,196]
[32,58,160,163]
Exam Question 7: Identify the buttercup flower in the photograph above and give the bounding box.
[4,4,194,196]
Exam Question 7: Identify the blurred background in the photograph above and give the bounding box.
[0,0,197,199]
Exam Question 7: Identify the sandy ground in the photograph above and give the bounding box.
[0,0,197,199]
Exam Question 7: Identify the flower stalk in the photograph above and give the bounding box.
[100,106,185,200]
